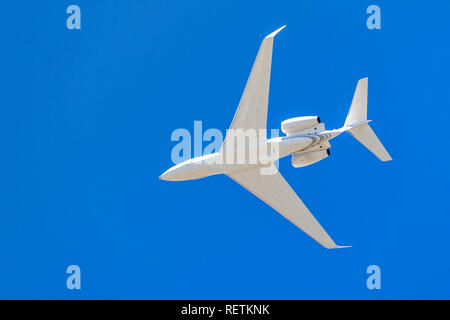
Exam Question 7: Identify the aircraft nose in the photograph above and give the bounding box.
[159,170,170,181]
[159,167,177,181]
[159,162,191,181]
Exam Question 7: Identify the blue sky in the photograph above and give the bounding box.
[0,1,449,299]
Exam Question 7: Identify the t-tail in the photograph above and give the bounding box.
[341,78,392,161]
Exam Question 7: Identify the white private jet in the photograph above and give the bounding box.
[160,26,392,249]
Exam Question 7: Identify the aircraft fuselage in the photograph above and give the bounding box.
[159,127,343,181]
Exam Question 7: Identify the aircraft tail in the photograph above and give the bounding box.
[342,78,392,162]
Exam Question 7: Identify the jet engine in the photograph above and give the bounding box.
[291,149,330,168]
[281,116,321,135]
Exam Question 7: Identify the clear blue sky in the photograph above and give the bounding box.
[0,1,449,299]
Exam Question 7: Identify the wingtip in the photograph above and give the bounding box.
[329,245,352,249]
[265,25,286,39]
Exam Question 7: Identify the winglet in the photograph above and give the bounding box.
[327,245,352,249]
[265,25,286,39]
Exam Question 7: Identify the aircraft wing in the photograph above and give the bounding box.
[221,26,285,151]
[227,167,348,249]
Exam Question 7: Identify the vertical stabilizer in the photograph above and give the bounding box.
[345,78,368,126]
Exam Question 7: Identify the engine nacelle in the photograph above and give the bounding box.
[281,116,321,136]
[291,149,330,168]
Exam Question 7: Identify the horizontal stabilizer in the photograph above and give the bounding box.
[347,123,392,161]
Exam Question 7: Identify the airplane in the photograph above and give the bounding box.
[159,26,392,249]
